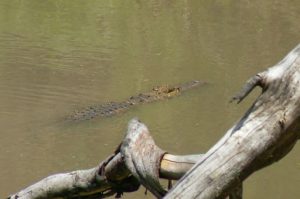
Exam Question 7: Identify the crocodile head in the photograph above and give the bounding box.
[177,80,205,92]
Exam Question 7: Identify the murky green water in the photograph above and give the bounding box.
[1,1,300,198]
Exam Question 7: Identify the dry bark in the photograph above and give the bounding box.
[165,44,300,198]
[120,118,167,198]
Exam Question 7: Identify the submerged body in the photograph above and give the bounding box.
[68,80,205,121]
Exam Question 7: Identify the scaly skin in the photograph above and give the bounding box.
[67,80,205,121]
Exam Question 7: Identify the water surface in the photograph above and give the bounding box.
[1,1,300,198]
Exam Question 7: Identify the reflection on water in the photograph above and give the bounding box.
[1,1,300,198]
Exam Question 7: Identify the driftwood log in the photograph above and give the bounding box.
[8,44,300,199]
[8,119,203,199]
[165,43,300,198]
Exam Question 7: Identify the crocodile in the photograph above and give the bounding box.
[67,80,206,121]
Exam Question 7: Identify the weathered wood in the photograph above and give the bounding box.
[160,154,203,180]
[7,167,108,199]
[227,183,243,199]
[165,44,300,199]
[120,118,167,198]
[7,121,203,199]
